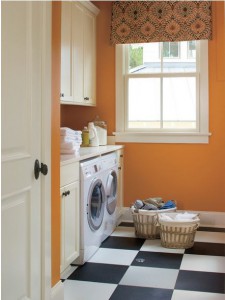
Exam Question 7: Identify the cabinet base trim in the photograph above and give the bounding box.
[51,281,64,300]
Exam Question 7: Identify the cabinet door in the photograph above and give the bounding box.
[72,2,84,104]
[83,9,96,106]
[61,181,80,273]
[61,2,73,103]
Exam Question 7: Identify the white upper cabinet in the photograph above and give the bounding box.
[61,2,73,102]
[61,1,99,106]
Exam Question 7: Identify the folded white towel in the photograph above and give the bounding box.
[61,141,81,150]
[60,127,82,136]
[60,127,75,135]
[61,149,80,155]
[60,136,82,144]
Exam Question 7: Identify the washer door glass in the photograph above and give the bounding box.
[106,170,117,215]
[88,178,105,231]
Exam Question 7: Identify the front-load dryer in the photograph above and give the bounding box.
[101,152,118,242]
[73,157,105,265]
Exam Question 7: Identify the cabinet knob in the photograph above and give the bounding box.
[118,167,122,170]
[84,97,89,101]
[62,190,70,197]
[60,93,64,97]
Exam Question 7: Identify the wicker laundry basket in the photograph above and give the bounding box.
[158,213,200,249]
[131,207,177,239]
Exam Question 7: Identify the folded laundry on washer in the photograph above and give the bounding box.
[60,148,80,155]
[60,127,82,155]
[60,135,82,143]
[60,127,82,136]
[61,141,81,150]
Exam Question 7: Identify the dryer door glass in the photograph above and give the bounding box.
[88,178,105,231]
[106,170,118,215]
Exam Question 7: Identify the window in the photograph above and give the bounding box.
[115,40,210,143]
[163,42,179,58]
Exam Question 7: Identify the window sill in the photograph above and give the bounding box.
[113,132,211,144]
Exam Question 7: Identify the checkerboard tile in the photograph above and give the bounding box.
[68,262,128,284]
[64,225,225,300]
[110,285,173,300]
[175,270,225,293]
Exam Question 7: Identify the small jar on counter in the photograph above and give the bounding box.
[81,126,89,147]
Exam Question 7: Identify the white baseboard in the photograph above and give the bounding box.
[121,207,225,228]
[60,265,78,280]
[51,280,64,300]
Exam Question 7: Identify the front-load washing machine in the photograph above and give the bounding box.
[73,157,105,265]
[101,152,118,242]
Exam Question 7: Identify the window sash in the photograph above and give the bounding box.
[125,74,199,133]
[115,40,210,144]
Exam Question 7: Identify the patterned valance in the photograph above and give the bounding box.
[110,1,212,44]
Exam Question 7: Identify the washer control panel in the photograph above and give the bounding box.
[80,157,102,180]
[101,152,118,171]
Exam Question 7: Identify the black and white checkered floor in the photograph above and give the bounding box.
[63,223,225,300]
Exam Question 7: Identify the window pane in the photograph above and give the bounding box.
[129,43,161,74]
[128,78,160,129]
[163,42,179,58]
[129,42,196,74]
[163,77,196,129]
[188,41,196,59]
[163,41,196,73]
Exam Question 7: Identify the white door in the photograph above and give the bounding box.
[1,2,51,299]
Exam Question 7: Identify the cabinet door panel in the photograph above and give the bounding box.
[72,3,84,103]
[61,1,98,106]
[61,2,73,102]
[61,181,80,273]
[83,10,96,105]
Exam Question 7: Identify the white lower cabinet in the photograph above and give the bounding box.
[60,163,80,273]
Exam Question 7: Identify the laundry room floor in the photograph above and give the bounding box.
[63,223,225,300]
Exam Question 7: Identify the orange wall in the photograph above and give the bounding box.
[56,0,225,287]
[51,1,61,287]
[61,1,225,211]
[61,1,225,212]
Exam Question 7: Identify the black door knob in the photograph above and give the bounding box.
[34,159,48,180]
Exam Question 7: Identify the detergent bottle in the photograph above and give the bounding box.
[88,122,99,147]
[81,126,89,147]
[93,115,107,146]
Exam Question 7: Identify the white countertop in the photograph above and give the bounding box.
[60,145,124,166]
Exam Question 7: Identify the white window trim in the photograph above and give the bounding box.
[114,40,211,144]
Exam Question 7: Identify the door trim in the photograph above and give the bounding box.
[40,2,52,299]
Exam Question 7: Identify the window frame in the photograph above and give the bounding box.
[115,40,210,144]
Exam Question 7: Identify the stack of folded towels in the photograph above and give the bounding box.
[60,127,82,155]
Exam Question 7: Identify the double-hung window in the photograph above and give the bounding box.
[115,40,210,143]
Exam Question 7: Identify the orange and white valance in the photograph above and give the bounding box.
[110,1,212,44]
